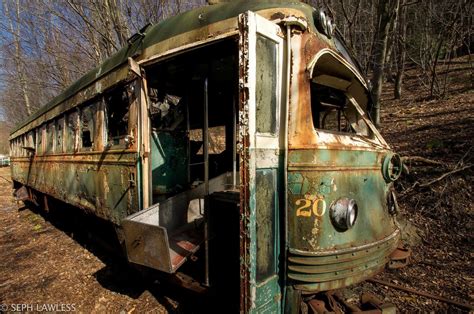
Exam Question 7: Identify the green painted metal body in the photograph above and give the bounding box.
[9,2,401,313]
[251,165,283,312]
[287,148,399,292]
[11,152,138,225]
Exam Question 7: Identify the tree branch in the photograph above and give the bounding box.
[401,156,445,166]
[419,164,472,187]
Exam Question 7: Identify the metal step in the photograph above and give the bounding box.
[122,172,235,273]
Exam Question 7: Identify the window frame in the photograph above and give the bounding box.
[307,50,388,148]
[79,102,98,152]
[46,121,56,154]
[103,82,134,150]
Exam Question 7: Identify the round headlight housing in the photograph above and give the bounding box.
[382,153,403,182]
[314,9,335,38]
[325,18,334,38]
[319,10,327,33]
[330,198,358,231]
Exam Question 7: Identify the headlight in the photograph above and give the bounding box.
[319,11,327,33]
[330,198,358,231]
[325,18,335,38]
[314,9,335,38]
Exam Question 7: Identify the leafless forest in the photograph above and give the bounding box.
[0,0,471,129]
[0,0,473,312]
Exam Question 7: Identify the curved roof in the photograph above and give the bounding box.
[11,1,317,135]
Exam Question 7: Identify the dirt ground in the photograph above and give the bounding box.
[0,58,472,313]
[0,166,184,312]
[355,57,473,312]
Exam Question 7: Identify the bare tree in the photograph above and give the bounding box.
[370,0,399,127]
[3,0,32,116]
[394,0,407,99]
[0,0,206,127]
[0,0,471,130]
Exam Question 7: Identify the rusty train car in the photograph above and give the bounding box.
[10,1,403,312]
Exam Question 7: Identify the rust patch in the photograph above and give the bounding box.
[238,12,251,313]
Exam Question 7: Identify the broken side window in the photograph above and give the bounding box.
[105,85,131,147]
[65,110,79,153]
[36,127,44,155]
[23,135,28,156]
[56,117,64,153]
[80,103,96,150]
[16,137,20,157]
[149,90,184,131]
[15,137,19,157]
[46,121,55,153]
[311,82,371,137]
[17,138,21,157]
[27,131,35,151]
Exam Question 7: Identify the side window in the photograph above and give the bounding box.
[189,126,226,155]
[80,104,96,150]
[65,111,79,153]
[13,138,17,157]
[17,137,22,157]
[28,131,35,151]
[105,85,131,147]
[310,82,371,138]
[22,135,27,156]
[56,117,64,153]
[16,137,20,157]
[255,34,278,135]
[46,121,55,154]
[37,126,45,155]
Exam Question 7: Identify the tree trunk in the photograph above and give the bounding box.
[394,1,407,99]
[370,0,399,126]
[5,0,32,116]
[429,37,443,98]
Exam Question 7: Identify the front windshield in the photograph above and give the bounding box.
[311,82,372,138]
[309,52,387,147]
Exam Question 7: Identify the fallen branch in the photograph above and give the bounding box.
[419,164,472,187]
[368,278,474,311]
[400,164,472,194]
[401,156,444,166]
[399,180,421,195]
[0,175,12,183]
[455,147,471,168]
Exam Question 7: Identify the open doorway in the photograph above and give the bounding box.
[140,38,241,307]
[146,39,238,203]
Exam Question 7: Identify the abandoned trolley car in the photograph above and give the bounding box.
[10,1,403,312]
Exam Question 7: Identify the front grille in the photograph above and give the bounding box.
[287,229,399,292]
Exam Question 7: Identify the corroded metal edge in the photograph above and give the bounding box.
[288,229,399,257]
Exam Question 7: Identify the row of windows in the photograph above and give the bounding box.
[10,82,134,157]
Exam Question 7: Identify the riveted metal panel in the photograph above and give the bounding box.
[11,151,138,224]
